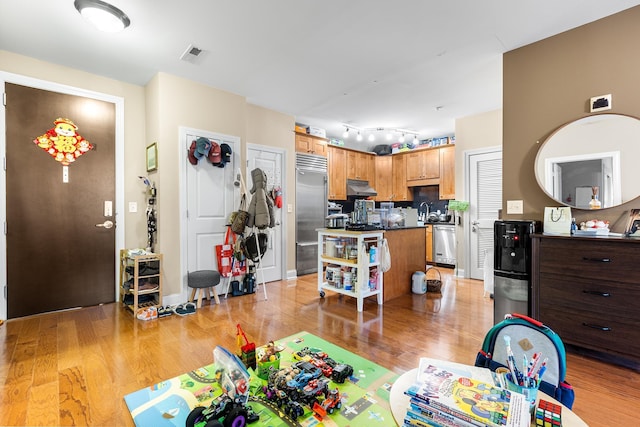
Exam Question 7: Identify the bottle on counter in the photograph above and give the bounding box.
[589,186,602,209]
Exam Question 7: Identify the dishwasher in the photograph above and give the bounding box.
[433,224,456,266]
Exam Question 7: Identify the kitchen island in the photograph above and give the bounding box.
[383,226,427,301]
[316,227,429,306]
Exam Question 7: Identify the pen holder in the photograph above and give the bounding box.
[505,373,539,413]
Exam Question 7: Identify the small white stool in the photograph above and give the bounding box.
[187,270,221,308]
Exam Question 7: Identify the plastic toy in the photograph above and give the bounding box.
[186,346,258,427]
[331,363,354,383]
[283,400,305,421]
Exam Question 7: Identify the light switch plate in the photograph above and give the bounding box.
[129,202,138,213]
[507,200,524,214]
[287,204,293,213]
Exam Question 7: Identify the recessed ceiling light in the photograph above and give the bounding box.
[74,0,130,33]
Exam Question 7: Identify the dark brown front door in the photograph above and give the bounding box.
[5,83,116,318]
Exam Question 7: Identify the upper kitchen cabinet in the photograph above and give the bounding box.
[406,148,439,186]
[374,155,393,201]
[327,145,347,200]
[346,150,375,182]
[439,145,455,200]
[392,154,413,202]
[295,132,327,157]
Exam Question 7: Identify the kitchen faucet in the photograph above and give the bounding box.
[419,201,429,221]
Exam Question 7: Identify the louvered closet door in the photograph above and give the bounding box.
[469,150,502,280]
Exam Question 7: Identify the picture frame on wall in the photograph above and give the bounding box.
[146,143,157,172]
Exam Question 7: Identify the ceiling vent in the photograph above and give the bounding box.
[180,44,204,64]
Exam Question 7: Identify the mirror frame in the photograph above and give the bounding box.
[535,113,640,210]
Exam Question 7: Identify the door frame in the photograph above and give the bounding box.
[246,142,287,283]
[0,71,125,320]
[463,145,502,280]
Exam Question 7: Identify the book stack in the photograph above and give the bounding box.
[403,358,530,427]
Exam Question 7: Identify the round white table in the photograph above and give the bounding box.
[389,368,588,427]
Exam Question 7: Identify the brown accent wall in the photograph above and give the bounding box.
[503,5,640,232]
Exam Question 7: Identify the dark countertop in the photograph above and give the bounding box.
[383,222,454,230]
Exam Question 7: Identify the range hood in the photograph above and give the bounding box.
[346,179,377,197]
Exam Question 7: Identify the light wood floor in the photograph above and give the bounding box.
[1,268,638,426]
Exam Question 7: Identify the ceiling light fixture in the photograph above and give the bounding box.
[74,0,130,33]
[368,133,375,142]
[342,127,350,138]
[356,131,363,142]
[399,133,405,143]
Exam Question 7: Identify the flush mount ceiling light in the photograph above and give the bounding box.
[74,0,130,32]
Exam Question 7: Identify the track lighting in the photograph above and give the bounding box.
[368,133,375,142]
[356,131,363,142]
[342,127,350,138]
[399,133,405,143]
[74,0,130,33]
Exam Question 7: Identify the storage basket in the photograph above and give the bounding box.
[426,267,442,293]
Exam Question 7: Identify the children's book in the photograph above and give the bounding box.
[407,400,483,427]
[405,358,530,427]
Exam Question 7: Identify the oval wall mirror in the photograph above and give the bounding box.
[535,113,640,209]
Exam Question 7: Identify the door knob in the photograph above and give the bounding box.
[472,220,480,225]
[96,220,114,229]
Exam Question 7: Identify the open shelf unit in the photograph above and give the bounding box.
[119,250,162,314]
[317,229,384,312]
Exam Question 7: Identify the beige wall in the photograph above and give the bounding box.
[246,104,296,273]
[503,5,640,232]
[454,109,503,270]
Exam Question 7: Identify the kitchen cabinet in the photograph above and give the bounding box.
[392,154,413,201]
[439,145,455,199]
[295,132,327,156]
[406,149,439,186]
[425,224,433,263]
[119,250,162,315]
[532,234,640,368]
[374,155,393,201]
[317,229,384,312]
[346,150,374,182]
[327,145,346,200]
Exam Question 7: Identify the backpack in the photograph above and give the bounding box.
[474,313,575,409]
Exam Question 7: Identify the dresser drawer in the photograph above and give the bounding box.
[538,273,640,321]
[538,238,640,285]
[539,306,640,360]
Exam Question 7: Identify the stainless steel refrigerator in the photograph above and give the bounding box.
[295,153,328,275]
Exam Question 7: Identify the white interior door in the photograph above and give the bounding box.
[246,144,285,283]
[182,128,239,298]
[466,148,502,280]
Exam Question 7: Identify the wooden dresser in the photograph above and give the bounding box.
[531,234,640,369]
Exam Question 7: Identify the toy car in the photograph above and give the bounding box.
[186,395,257,427]
[300,378,330,406]
[283,399,305,421]
[330,363,354,384]
[321,388,342,414]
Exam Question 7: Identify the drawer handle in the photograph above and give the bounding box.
[582,290,611,297]
[581,256,611,263]
[582,323,612,331]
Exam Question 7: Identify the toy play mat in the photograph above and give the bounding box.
[124,331,399,426]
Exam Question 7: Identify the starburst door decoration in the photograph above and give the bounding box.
[33,118,93,165]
